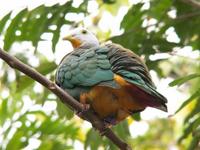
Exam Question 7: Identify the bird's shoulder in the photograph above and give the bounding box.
[103,43,155,88]
[56,46,115,88]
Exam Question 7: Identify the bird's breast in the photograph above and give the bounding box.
[80,74,146,123]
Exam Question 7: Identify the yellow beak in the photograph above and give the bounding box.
[62,35,81,48]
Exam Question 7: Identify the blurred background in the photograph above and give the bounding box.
[0,0,200,149]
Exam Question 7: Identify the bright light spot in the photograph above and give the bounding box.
[87,1,98,13]
[97,7,128,36]
[149,53,171,61]
[33,83,43,93]
[36,14,40,19]
[21,137,26,142]
[13,121,22,128]
[142,18,157,33]
[21,95,34,113]
[48,93,57,99]
[27,114,36,122]
[49,25,57,31]
[129,121,149,137]
[7,127,17,141]
[72,0,84,8]
[11,42,35,54]
[0,135,3,145]
[141,2,150,10]
[28,55,39,67]
[15,30,21,36]
[82,121,92,130]
[24,138,41,150]
[55,41,72,64]
[33,132,41,138]
[175,46,200,59]
[1,89,9,99]
[42,101,57,113]
[66,139,73,146]
[142,73,188,117]
[169,145,179,150]
[165,27,180,43]
[129,0,141,5]
[13,112,20,121]
[74,140,84,150]
[99,11,113,32]
[25,120,31,127]
[141,108,168,120]
[41,32,53,40]
[47,13,52,19]
[37,41,54,61]
[7,68,16,82]
[65,13,84,22]
[112,6,129,35]
[2,119,11,132]
[168,9,177,19]
[157,78,188,115]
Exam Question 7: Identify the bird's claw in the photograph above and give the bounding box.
[99,126,109,136]
[76,104,90,120]
[98,120,116,136]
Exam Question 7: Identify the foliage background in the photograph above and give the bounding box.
[0,0,200,149]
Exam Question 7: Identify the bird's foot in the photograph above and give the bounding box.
[103,117,117,127]
[98,118,118,136]
[76,104,90,120]
[99,126,110,136]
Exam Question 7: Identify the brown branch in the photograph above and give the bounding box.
[181,0,200,9]
[0,48,132,150]
[175,11,200,20]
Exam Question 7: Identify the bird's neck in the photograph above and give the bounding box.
[76,42,100,49]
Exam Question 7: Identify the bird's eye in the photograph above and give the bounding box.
[82,30,87,34]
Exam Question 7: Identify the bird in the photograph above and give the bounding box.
[55,28,167,126]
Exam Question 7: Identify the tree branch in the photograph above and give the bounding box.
[0,48,132,150]
[181,0,200,9]
[175,11,200,20]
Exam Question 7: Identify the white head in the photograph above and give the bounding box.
[63,28,99,49]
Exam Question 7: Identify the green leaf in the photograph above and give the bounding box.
[103,0,116,4]
[188,136,200,150]
[4,8,28,50]
[113,120,130,139]
[56,98,74,119]
[175,89,200,114]
[0,12,11,34]
[0,98,8,125]
[184,98,200,123]
[6,131,24,150]
[173,1,200,47]
[85,129,102,149]
[169,74,200,87]
[16,61,57,92]
[131,112,141,121]
[121,3,145,30]
[2,1,88,52]
[179,116,200,143]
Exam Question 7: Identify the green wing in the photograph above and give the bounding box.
[106,43,167,111]
[56,46,119,92]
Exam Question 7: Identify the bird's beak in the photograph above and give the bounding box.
[62,35,81,48]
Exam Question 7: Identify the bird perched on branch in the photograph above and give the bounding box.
[56,28,167,126]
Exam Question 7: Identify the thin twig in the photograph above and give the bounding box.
[0,48,132,150]
[175,11,200,20]
[181,0,200,9]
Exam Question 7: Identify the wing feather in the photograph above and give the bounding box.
[106,43,167,110]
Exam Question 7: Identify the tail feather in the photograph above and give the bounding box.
[155,104,168,112]
[128,84,168,112]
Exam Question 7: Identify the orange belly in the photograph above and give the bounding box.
[80,74,146,124]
